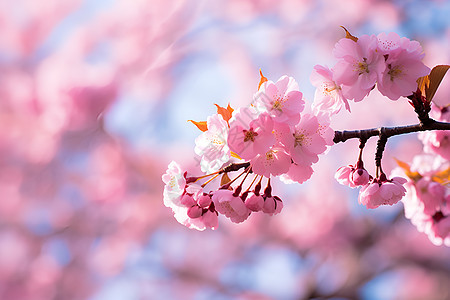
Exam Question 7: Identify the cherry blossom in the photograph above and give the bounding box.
[253,75,305,124]
[162,161,186,208]
[280,163,314,184]
[228,111,275,160]
[377,49,430,100]
[212,189,250,223]
[251,148,291,177]
[419,129,450,160]
[332,34,385,101]
[194,114,231,173]
[335,165,357,188]
[408,208,450,247]
[283,114,327,166]
[315,112,335,147]
[358,175,407,209]
[417,105,450,160]
[311,64,350,115]
[335,164,370,188]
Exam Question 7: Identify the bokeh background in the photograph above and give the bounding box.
[1,0,450,299]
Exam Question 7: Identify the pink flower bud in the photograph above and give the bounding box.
[263,196,283,215]
[187,205,203,219]
[335,165,356,188]
[358,176,407,209]
[180,194,196,207]
[197,194,212,208]
[202,210,218,230]
[352,168,370,185]
[245,193,264,212]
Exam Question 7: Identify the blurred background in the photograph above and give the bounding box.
[1,0,449,299]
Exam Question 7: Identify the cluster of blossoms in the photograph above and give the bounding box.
[163,28,449,248]
[395,103,450,246]
[330,30,434,210]
[393,154,450,246]
[311,31,430,115]
[163,72,334,230]
[335,159,407,209]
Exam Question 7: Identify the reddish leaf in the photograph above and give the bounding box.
[417,65,450,104]
[215,103,234,123]
[432,167,450,187]
[427,65,449,104]
[188,120,208,132]
[220,173,231,186]
[394,158,421,181]
[258,69,268,90]
[340,26,358,42]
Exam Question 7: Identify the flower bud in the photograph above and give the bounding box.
[245,193,264,212]
[180,194,196,207]
[187,205,203,218]
[352,168,370,185]
[197,194,212,208]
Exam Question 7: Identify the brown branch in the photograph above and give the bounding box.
[333,119,450,144]
[220,162,250,174]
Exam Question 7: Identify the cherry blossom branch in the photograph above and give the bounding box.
[333,119,450,144]
[334,119,450,177]
[220,162,250,174]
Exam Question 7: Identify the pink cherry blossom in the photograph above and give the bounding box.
[251,148,291,177]
[377,49,430,100]
[409,153,449,177]
[283,114,327,166]
[429,104,450,122]
[254,75,304,124]
[280,162,314,184]
[311,64,350,115]
[332,34,386,102]
[375,32,430,100]
[414,178,446,216]
[335,165,357,188]
[272,121,291,146]
[228,112,275,160]
[162,161,186,208]
[418,130,450,160]
[358,175,407,209]
[194,114,231,173]
[336,163,370,188]
[315,112,335,147]
[408,209,450,247]
[376,32,423,56]
[212,189,250,223]
[429,215,450,246]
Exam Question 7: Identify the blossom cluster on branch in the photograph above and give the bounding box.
[162,28,450,246]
